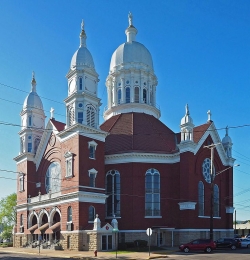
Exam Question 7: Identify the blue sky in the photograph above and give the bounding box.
[0,0,250,220]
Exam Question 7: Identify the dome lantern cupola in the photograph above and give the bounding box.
[222,126,233,158]
[180,104,194,142]
[104,13,160,121]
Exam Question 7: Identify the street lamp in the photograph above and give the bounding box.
[204,143,239,240]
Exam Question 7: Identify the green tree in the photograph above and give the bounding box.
[0,193,17,238]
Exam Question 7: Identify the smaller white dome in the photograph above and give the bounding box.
[23,91,44,111]
[71,46,95,69]
[181,104,193,125]
[222,135,232,144]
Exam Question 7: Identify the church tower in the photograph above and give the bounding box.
[19,72,45,155]
[104,12,160,120]
[65,21,101,128]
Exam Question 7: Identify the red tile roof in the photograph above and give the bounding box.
[193,122,212,143]
[100,113,178,154]
[50,119,65,132]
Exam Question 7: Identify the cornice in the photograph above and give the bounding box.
[105,152,180,164]
[16,191,108,212]
[14,153,35,164]
[103,103,161,121]
[58,123,108,142]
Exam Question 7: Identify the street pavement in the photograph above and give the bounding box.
[0,246,177,259]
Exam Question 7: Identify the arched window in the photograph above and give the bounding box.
[143,89,147,103]
[198,181,204,216]
[79,77,83,90]
[68,106,74,126]
[106,170,120,217]
[28,116,32,126]
[117,89,121,104]
[214,184,219,217]
[67,206,72,222]
[145,168,160,216]
[45,162,61,193]
[86,106,96,128]
[125,87,130,103]
[88,206,95,222]
[134,87,139,103]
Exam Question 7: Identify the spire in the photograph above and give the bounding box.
[185,104,190,116]
[31,71,36,92]
[125,12,137,43]
[80,19,87,47]
[225,125,229,136]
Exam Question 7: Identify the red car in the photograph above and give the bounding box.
[179,239,216,253]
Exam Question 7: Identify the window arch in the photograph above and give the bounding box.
[88,206,95,221]
[145,168,160,216]
[125,87,130,103]
[134,87,139,103]
[86,106,96,128]
[214,184,219,217]
[79,77,83,90]
[67,206,72,222]
[68,106,74,126]
[106,170,120,217]
[198,181,204,216]
[117,89,121,104]
[143,89,147,103]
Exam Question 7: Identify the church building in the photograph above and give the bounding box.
[14,14,235,251]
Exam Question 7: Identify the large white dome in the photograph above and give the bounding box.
[23,91,44,111]
[70,46,95,69]
[110,41,153,72]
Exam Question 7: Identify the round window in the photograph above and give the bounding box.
[78,103,83,108]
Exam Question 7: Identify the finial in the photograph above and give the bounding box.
[31,71,37,92]
[207,110,212,122]
[185,104,189,115]
[128,12,133,26]
[79,19,87,47]
[96,214,99,218]
[50,107,54,119]
[226,126,228,136]
[81,19,84,30]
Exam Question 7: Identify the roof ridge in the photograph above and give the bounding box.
[107,114,122,132]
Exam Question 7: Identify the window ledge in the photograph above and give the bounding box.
[145,216,162,218]
[89,157,95,160]
[65,175,73,179]
[198,215,221,219]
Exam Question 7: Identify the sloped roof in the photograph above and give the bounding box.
[193,122,212,143]
[100,112,177,155]
[50,119,65,132]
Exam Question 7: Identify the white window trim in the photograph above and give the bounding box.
[64,152,74,178]
[89,168,98,187]
[88,140,98,159]
[19,172,24,192]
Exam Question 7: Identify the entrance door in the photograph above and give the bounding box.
[102,235,112,250]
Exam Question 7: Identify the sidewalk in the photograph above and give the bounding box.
[0,246,178,259]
